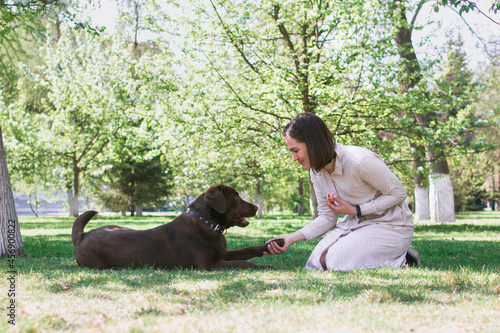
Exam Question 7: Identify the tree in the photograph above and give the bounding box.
[171,0,411,218]
[0,127,25,258]
[3,0,497,220]
[0,0,60,79]
[468,37,500,210]
[0,0,65,257]
[386,0,459,222]
[4,29,129,216]
[98,143,174,216]
[177,0,497,221]
[98,157,173,216]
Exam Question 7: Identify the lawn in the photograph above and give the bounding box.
[1,211,499,332]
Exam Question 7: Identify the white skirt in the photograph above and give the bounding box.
[305,218,414,271]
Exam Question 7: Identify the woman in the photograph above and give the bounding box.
[266,113,420,271]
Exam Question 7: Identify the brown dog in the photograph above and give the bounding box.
[72,184,281,270]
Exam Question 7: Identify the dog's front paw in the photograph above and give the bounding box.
[274,238,285,247]
[262,238,285,255]
[265,238,285,248]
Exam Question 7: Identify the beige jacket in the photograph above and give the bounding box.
[298,143,414,240]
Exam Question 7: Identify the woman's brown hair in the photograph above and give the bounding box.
[284,113,336,172]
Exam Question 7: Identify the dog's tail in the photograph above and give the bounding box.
[72,210,98,246]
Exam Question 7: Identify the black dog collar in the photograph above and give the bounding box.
[187,209,225,235]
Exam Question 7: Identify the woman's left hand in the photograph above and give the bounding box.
[326,194,357,216]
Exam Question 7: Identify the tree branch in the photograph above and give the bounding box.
[209,0,261,75]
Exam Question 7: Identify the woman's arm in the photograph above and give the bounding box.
[357,154,407,216]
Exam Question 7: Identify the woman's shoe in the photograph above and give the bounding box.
[406,247,421,267]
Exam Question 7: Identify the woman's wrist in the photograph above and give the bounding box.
[286,231,306,244]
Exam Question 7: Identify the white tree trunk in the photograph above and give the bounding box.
[429,173,455,222]
[0,127,25,258]
[136,203,143,217]
[414,184,430,220]
[65,153,82,217]
[67,188,79,217]
[308,171,318,220]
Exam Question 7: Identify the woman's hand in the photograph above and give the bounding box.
[264,237,290,255]
[264,232,306,255]
[326,194,357,216]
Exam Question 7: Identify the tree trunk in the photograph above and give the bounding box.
[256,181,263,219]
[428,149,455,222]
[136,203,143,216]
[308,170,318,220]
[413,143,429,220]
[493,165,498,211]
[50,15,61,45]
[429,173,455,222]
[389,0,455,222]
[67,154,80,217]
[491,165,500,210]
[28,192,39,217]
[414,183,429,220]
[0,127,26,258]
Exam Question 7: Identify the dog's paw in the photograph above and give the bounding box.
[265,238,285,247]
[274,238,285,247]
[262,238,285,255]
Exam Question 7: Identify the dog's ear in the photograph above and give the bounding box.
[204,185,226,213]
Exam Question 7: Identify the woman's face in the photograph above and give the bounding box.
[284,134,310,170]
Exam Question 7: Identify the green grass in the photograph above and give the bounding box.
[1,211,499,332]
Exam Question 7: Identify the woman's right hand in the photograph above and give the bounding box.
[264,231,305,255]
[264,237,290,255]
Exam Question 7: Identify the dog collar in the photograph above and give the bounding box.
[187,209,225,235]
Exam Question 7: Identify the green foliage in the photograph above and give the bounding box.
[0,1,50,102]
[2,19,178,214]
[6,28,136,201]
[1,0,499,216]
[97,155,174,215]
[449,42,500,211]
[164,0,415,205]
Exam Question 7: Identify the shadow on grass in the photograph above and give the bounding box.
[13,235,500,281]
[410,239,499,271]
[6,216,498,308]
[5,212,497,313]
[14,220,500,273]
[415,224,500,233]
[3,239,497,310]
[12,256,495,308]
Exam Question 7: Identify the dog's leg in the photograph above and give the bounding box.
[225,238,285,261]
[224,246,268,261]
